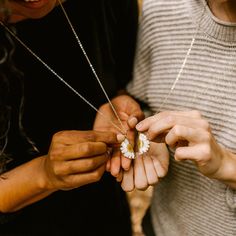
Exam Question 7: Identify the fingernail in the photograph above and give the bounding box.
[117,133,125,142]
[136,122,142,130]
[129,117,138,124]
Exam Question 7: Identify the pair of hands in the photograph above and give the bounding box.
[94,95,234,191]
[94,95,169,191]
[42,95,234,193]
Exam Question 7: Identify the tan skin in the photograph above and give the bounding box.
[2,0,59,23]
[208,0,236,22]
[0,130,118,212]
[0,0,121,213]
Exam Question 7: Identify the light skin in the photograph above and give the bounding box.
[101,0,236,191]
[136,110,236,189]
[207,0,236,22]
[0,0,120,213]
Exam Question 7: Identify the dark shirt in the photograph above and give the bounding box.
[0,0,138,235]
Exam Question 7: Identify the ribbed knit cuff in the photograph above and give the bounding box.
[226,186,236,209]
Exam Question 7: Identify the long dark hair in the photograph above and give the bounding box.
[0,1,38,173]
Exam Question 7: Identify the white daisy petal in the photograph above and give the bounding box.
[120,138,135,159]
[137,133,150,155]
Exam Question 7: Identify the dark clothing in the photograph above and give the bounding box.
[0,0,138,235]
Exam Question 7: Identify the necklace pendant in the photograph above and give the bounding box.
[120,133,150,159]
[137,133,150,155]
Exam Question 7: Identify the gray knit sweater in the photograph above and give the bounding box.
[127,0,236,235]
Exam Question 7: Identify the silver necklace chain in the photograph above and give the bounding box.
[57,0,126,134]
[156,1,208,112]
[0,0,127,135]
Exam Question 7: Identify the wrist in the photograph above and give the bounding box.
[37,156,57,192]
[215,149,236,189]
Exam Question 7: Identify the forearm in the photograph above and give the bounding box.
[0,156,54,213]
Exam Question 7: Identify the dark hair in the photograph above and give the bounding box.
[0,27,15,172]
[0,3,38,173]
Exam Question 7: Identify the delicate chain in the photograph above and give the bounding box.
[57,0,127,134]
[156,1,208,112]
[0,2,129,135]
[157,37,195,111]
[0,22,125,134]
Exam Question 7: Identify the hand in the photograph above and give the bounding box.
[93,94,144,177]
[120,142,169,191]
[42,130,117,191]
[136,110,229,180]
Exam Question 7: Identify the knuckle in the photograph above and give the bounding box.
[165,115,175,125]
[53,165,63,177]
[53,131,66,140]
[191,110,202,118]
[49,149,61,161]
[175,148,181,159]
[201,120,210,131]
[172,125,182,137]
[84,133,96,142]
[99,103,108,111]
[80,142,93,154]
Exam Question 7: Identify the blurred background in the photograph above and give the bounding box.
[127,187,153,236]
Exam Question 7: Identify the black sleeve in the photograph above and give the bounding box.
[112,0,139,89]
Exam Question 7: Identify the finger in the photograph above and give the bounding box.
[66,164,106,188]
[110,147,121,177]
[58,154,109,175]
[175,144,210,163]
[51,142,107,161]
[54,130,118,145]
[127,116,138,129]
[147,116,206,141]
[153,153,169,178]
[121,165,134,192]
[121,130,136,170]
[134,155,148,190]
[136,110,203,133]
[121,156,132,171]
[143,155,159,185]
[165,126,207,147]
[106,158,111,172]
[152,158,167,178]
[136,115,156,132]
[116,169,123,182]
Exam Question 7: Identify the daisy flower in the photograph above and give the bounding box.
[137,133,150,155]
[120,138,135,159]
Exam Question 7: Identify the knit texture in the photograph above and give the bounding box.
[127,0,236,235]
